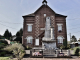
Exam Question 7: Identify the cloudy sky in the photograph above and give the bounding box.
[0,0,80,41]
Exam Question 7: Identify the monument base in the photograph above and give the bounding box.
[42,41,57,50]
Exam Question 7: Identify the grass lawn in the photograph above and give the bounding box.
[0,57,15,60]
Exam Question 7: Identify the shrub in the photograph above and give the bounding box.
[67,44,70,49]
[60,45,65,49]
[74,47,80,56]
[4,43,25,60]
[22,45,32,50]
[0,50,12,57]
[60,44,70,49]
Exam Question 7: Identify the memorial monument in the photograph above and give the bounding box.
[42,17,57,50]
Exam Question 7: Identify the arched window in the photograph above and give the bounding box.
[26,36,33,44]
[57,36,64,43]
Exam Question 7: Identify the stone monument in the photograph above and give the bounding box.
[42,17,57,50]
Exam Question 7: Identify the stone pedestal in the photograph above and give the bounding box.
[42,41,56,50]
[67,50,70,56]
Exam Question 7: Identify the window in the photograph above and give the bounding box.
[57,36,64,43]
[57,24,63,32]
[26,36,33,44]
[35,39,39,46]
[27,24,33,32]
[44,14,46,17]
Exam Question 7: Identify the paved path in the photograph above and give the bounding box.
[13,58,80,60]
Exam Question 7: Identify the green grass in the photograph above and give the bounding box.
[0,57,15,60]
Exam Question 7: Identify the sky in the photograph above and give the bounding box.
[0,0,80,41]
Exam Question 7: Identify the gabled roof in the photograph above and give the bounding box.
[55,13,67,17]
[23,4,67,17]
[34,5,55,14]
[22,13,35,17]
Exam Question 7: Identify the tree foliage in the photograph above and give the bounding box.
[0,40,8,51]
[63,40,67,49]
[0,35,1,39]
[16,28,23,37]
[3,29,12,40]
[14,28,23,43]
[74,47,80,56]
[4,43,25,60]
[14,37,22,43]
[71,35,77,42]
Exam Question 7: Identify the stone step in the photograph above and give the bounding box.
[44,50,55,52]
[43,52,55,53]
[43,51,56,53]
[43,54,56,55]
[43,53,55,54]
[43,53,55,55]
[43,54,57,58]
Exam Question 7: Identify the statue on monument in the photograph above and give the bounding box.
[42,17,55,41]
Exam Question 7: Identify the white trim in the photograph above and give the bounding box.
[57,24,63,31]
[57,36,65,39]
[26,36,33,39]
[40,28,45,30]
[57,24,63,26]
[27,24,33,25]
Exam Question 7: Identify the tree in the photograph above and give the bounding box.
[4,43,25,60]
[14,37,22,43]
[9,32,12,37]
[0,40,8,50]
[3,29,12,40]
[74,47,80,56]
[19,28,23,36]
[71,35,77,42]
[16,32,20,37]
[0,35,1,39]
[16,28,23,37]
[14,28,23,43]
[63,40,67,49]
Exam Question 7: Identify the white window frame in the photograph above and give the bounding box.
[57,36,64,44]
[27,24,33,32]
[26,36,33,44]
[35,39,39,46]
[57,24,63,32]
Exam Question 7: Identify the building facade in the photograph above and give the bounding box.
[22,0,67,48]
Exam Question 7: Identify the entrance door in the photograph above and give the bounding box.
[35,39,39,46]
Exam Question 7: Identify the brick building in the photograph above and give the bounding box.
[22,0,67,48]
